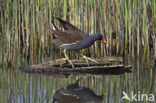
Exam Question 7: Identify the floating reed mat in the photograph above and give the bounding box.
[20,57,132,75]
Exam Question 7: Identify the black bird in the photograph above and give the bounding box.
[53,79,106,103]
[50,17,107,68]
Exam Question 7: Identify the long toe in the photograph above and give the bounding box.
[67,59,75,68]
[82,55,89,66]
[67,59,74,68]
[85,57,98,64]
[80,54,98,65]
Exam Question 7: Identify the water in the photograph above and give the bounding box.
[0,0,155,102]
[0,55,155,103]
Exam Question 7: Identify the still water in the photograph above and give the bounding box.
[0,55,155,103]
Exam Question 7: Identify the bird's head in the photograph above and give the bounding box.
[101,33,107,43]
[100,33,108,55]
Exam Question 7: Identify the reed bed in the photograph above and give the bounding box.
[0,0,155,68]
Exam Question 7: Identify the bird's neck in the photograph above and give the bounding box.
[90,33,102,41]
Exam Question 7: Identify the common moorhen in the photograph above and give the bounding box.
[53,79,106,103]
[50,17,107,68]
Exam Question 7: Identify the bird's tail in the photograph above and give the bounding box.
[50,10,58,31]
[66,78,82,89]
[51,16,58,31]
[48,16,58,38]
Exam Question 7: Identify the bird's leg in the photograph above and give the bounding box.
[80,53,98,65]
[81,54,89,66]
[63,49,74,68]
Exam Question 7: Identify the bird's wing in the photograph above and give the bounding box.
[54,17,86,34]
[52,30,83,44]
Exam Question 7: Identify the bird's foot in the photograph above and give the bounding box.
[81,55,89,66]
[66,59,75,68]
[81,55,98,66]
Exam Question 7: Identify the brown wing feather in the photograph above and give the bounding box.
[52,30,83,43]
[54,17,86,34]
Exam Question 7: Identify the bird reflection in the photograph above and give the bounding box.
[53,79,106,103]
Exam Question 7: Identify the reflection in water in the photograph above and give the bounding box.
[0,53,155,103]
[53,79,105,103]
[0,66,155,103]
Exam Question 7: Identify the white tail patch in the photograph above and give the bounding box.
[52,24,56,30]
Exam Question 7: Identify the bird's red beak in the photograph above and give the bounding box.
[102,93,106,99]
[102,37,107,43]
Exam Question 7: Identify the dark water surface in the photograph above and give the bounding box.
[0,55,155,103]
